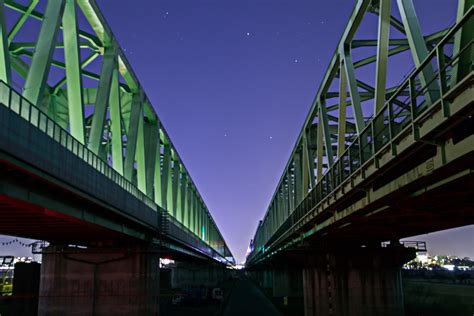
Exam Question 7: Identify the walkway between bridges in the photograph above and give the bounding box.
[224,277,282,316]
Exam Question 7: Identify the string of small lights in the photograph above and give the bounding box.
[0,238,35,248]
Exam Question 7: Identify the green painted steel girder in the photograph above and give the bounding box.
[0,0,234,262]
[162,144,172,211]
[397,0,440,104]
[172,160,181,219]
[23,0,65,107]
[7,0,38,43]
[88,46,116,155]
[374,0,391,114]
[0,0,11,84]
[135,109,147,193]
[181,173,188,226]
[342,49,365,134]
[250,0,469,264]
[109,66,124,175]
[144,121,158,198]
[153,138,163,207]
[337,60,348,158]
[63,0,85,144]
[452,0,474,84]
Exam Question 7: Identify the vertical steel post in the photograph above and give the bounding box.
[88,47,116,154]
[109,66,124,174]
[337,62,347,158]
[397,0,440,104]
[374,0,391,114]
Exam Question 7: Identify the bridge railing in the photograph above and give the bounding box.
[0,80,235,264]
[382,241,427,252]
[0,80,158,211]
[249,7,473,264]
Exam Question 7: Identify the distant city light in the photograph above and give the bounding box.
[160,258,175,268]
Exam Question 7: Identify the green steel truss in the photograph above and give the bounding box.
[0,0,232,260]
[248,0,473,263]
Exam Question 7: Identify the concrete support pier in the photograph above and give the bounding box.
[255,269,273,291]
[272,268,303,299]
[38,243,160,316]
[302,246,415,316]
[171,261,227,289]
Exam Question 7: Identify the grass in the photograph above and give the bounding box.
[403,278,474,316]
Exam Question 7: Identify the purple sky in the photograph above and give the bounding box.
[93,0,472,263]
[1,0,472,263]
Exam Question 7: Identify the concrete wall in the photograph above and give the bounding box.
[38,244,159,316]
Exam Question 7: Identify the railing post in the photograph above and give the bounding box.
[436,45,450,117]
[409,77,420,141]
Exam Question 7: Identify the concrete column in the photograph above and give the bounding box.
[272,268,303,298]
[302,247,415,316]
[171,261,227,290]
[251,270,273,290]
[12,262,41,315]
[38,243,159,316]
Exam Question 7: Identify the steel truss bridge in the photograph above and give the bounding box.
[247,0,473,267]
[0,0,234,265]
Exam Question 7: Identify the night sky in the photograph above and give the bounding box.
[1,0,472,263]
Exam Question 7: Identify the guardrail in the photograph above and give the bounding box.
[0,81,157,211]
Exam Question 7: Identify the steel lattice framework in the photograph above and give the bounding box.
[0,0,233,260]
[247,0,473,265]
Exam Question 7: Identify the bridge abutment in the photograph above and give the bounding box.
[302,246,415,316]
[38,243,160,316]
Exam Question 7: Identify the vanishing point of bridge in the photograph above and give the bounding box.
[0,0,473,315]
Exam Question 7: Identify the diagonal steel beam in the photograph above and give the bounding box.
[7,0,38,43]
[144,121,158,198]
[23,0,65,106]
[0,0,11,84]
[109,65,123,175]
[343,48,365,135]
[88,46,116,154]
[123,91,143,183]
[63,0,85,144]
[320,100,334,168]
[153,135,163,207]
[172,160,181,219]
[316,119,324,180]
[374,0,391,114]
[338,62,348,158]
[397,0,440,104]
